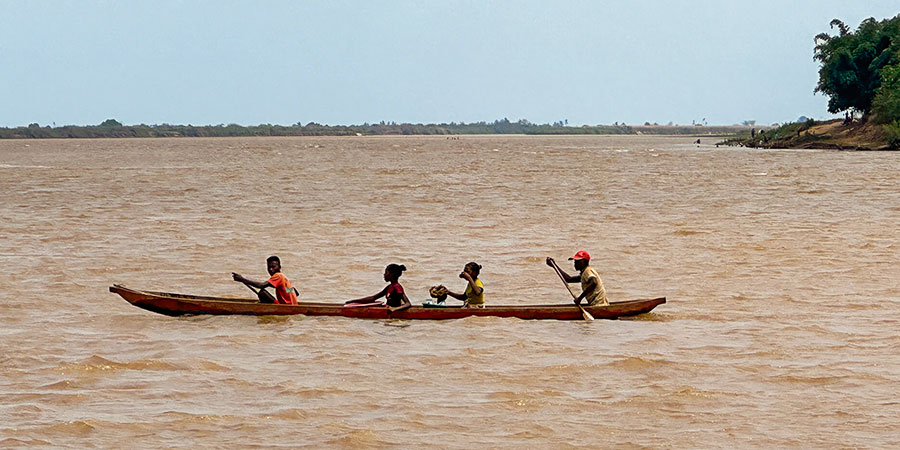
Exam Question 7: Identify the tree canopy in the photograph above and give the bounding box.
[814,16,900,120]
[871,63,900,124]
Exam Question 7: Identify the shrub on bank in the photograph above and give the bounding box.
[884,120,900,149]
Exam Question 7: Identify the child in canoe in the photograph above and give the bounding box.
[436,262,484,308]
[232,255,298,305]
[345,263,412,312]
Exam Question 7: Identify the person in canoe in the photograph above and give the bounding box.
[345,263,411,312]
[436,262,485,308]
[546,250,608,306]
[232,255,298,305]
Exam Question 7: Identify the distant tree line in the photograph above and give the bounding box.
[814,15,900,145]
[0,118,748,139]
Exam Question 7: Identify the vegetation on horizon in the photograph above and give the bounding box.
[0,118,749,139]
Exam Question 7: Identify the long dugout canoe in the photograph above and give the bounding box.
[109,285,665,320]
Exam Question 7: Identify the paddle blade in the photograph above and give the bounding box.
[579,305,594,321]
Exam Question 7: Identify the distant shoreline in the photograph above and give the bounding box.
[1,120,753,139]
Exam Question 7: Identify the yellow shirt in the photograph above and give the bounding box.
[464,278,485,305]
[581,266,608,306]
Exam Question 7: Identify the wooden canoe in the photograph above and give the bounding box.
[109,284,665,320]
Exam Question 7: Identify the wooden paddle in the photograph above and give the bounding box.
[549,259,594,321]
[242,282,277,304]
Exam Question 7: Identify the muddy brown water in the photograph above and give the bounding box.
[1,136,898,448]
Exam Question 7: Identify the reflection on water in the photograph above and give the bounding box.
[1,136,899,447]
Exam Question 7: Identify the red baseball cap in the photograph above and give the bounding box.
[568,250,590,261]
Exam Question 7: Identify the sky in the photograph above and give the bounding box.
[2,1,898,127]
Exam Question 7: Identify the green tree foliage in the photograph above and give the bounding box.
[814,16,900,117]
[99,119,123,127]
[883,120,900,148]
[871,63,900,123]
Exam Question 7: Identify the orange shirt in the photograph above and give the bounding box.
[267,272,298,305]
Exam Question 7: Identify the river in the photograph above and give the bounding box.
[1,135,898,448]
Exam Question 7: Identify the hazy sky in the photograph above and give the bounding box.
[2,1,898,127]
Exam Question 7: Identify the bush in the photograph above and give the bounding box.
[884,120,900,148]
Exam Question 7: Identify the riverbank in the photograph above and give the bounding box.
[723,119,897,150]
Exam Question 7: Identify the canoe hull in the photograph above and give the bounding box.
[109,285,665,320]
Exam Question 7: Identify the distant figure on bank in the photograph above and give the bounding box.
[232,255,298,305]
[546,250,608,306]
[345,263,411,312]
[437,262,485,308]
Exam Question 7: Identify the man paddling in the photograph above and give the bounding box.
[232,256,298,305]
[546,250,608,306]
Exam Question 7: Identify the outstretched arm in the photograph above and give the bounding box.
[545,258,579,283]
[445,289,467,301]
[441,283,466,301]
[232,272,271,290]
[345,286,389,304]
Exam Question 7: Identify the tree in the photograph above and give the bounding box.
[814,16,900,118]
[99,119,123,127]
[871,63,900,124]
